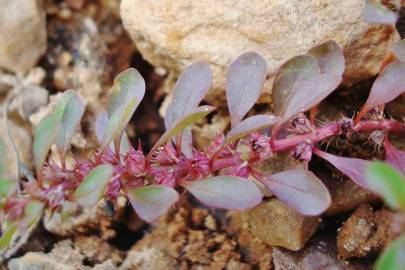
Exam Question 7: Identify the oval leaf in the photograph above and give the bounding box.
[362,0,397,25]
[127,185,179,223]
[226,52,267,127]
[359,62,405,118]
[307,41,345,77]
[367,162,405,212]
[96,111,109,144]
[33,113,61,174]
[148,105,215,159]
[165,62,212,129]
[73,164,113,207]
[107,68,145,116]
[375,235,405,270]
[314,149,372,189]
[56,92,85,154]
[392,39,405,62]
[184,176,262,209]
[263,169,331,216]
[384,138,405,175]
[226,114,279,143]
[273,51,342,122]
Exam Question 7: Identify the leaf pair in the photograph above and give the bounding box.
[126,176,263,223]
[273,41,345,123]
[101,68,146,150]
[34,90,85,176]
[164,62,212,157]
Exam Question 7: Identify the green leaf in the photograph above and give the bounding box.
[21,200,44,227]
[56,92,85,154]
[367,162,405,212]
[0,224,17,250]
[107,68,145,116]
[73,164,113,208]
[375,235,405,270]
[184,176,262,210]
[101,96,137,149]
[127,185,179,223]
[0,178,16,197]
[33,113,61,175]
[148,105,215,158]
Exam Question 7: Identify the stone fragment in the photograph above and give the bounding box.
[248,199,320,251]
[337,204,405,259]
[0,0,47,73]
[121,0,398,104]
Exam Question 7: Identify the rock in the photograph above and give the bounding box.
[9,85,49,121]
[8,239,121,270]
[121,0,398,104]
[324,176,378,216]
[248,199,320,251]
[229,211,273,270]
[272,234,371,270]
[337,204,405,259]
[0,0,47,73]
[74,235,124,265]
[44,200,123,240]
[119,248,177,270]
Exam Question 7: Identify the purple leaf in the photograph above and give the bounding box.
[164,62,212,130]
[183,176,262,210]
[384,138,405,175]
[359,61,405,118]
[273,45,343,122]
[307,41,345,78]
[392,39,405,62]
[314,149,372,189]
[226,52,267,127]
[262,169,331,216]
[226,114,279,143]
[127,185,179,223]
[362,0,397,25]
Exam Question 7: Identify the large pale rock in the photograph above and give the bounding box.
[121,0,398,104]
[0,0,47,73]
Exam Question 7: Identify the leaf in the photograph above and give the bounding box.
[375,235,405,270]
[73,164,113,208]
[127,185,179,223]
[0,138,6,175]
[359,62,405,118]
[101,96,137,149]
[96,111,109,143]
[392,39,405,62]
[367,162,405,212]
[22,200,44,227]
[107,68,145,116]
[0,178,15,197]
[273,54,342,122]
[226,114,279,143]
[184,176,262,209]
[148,106,215,158]
[362,0,397,25]
[384,138,405,175]
[33,113,61,175]
[314,149,372,189]
[56,92,85,154]
[226,52,268,127]
[307,41,345,78]
[0,224,17,250]
[164,62,212,130]
[262,169,331,216]
[53,90,76,118]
